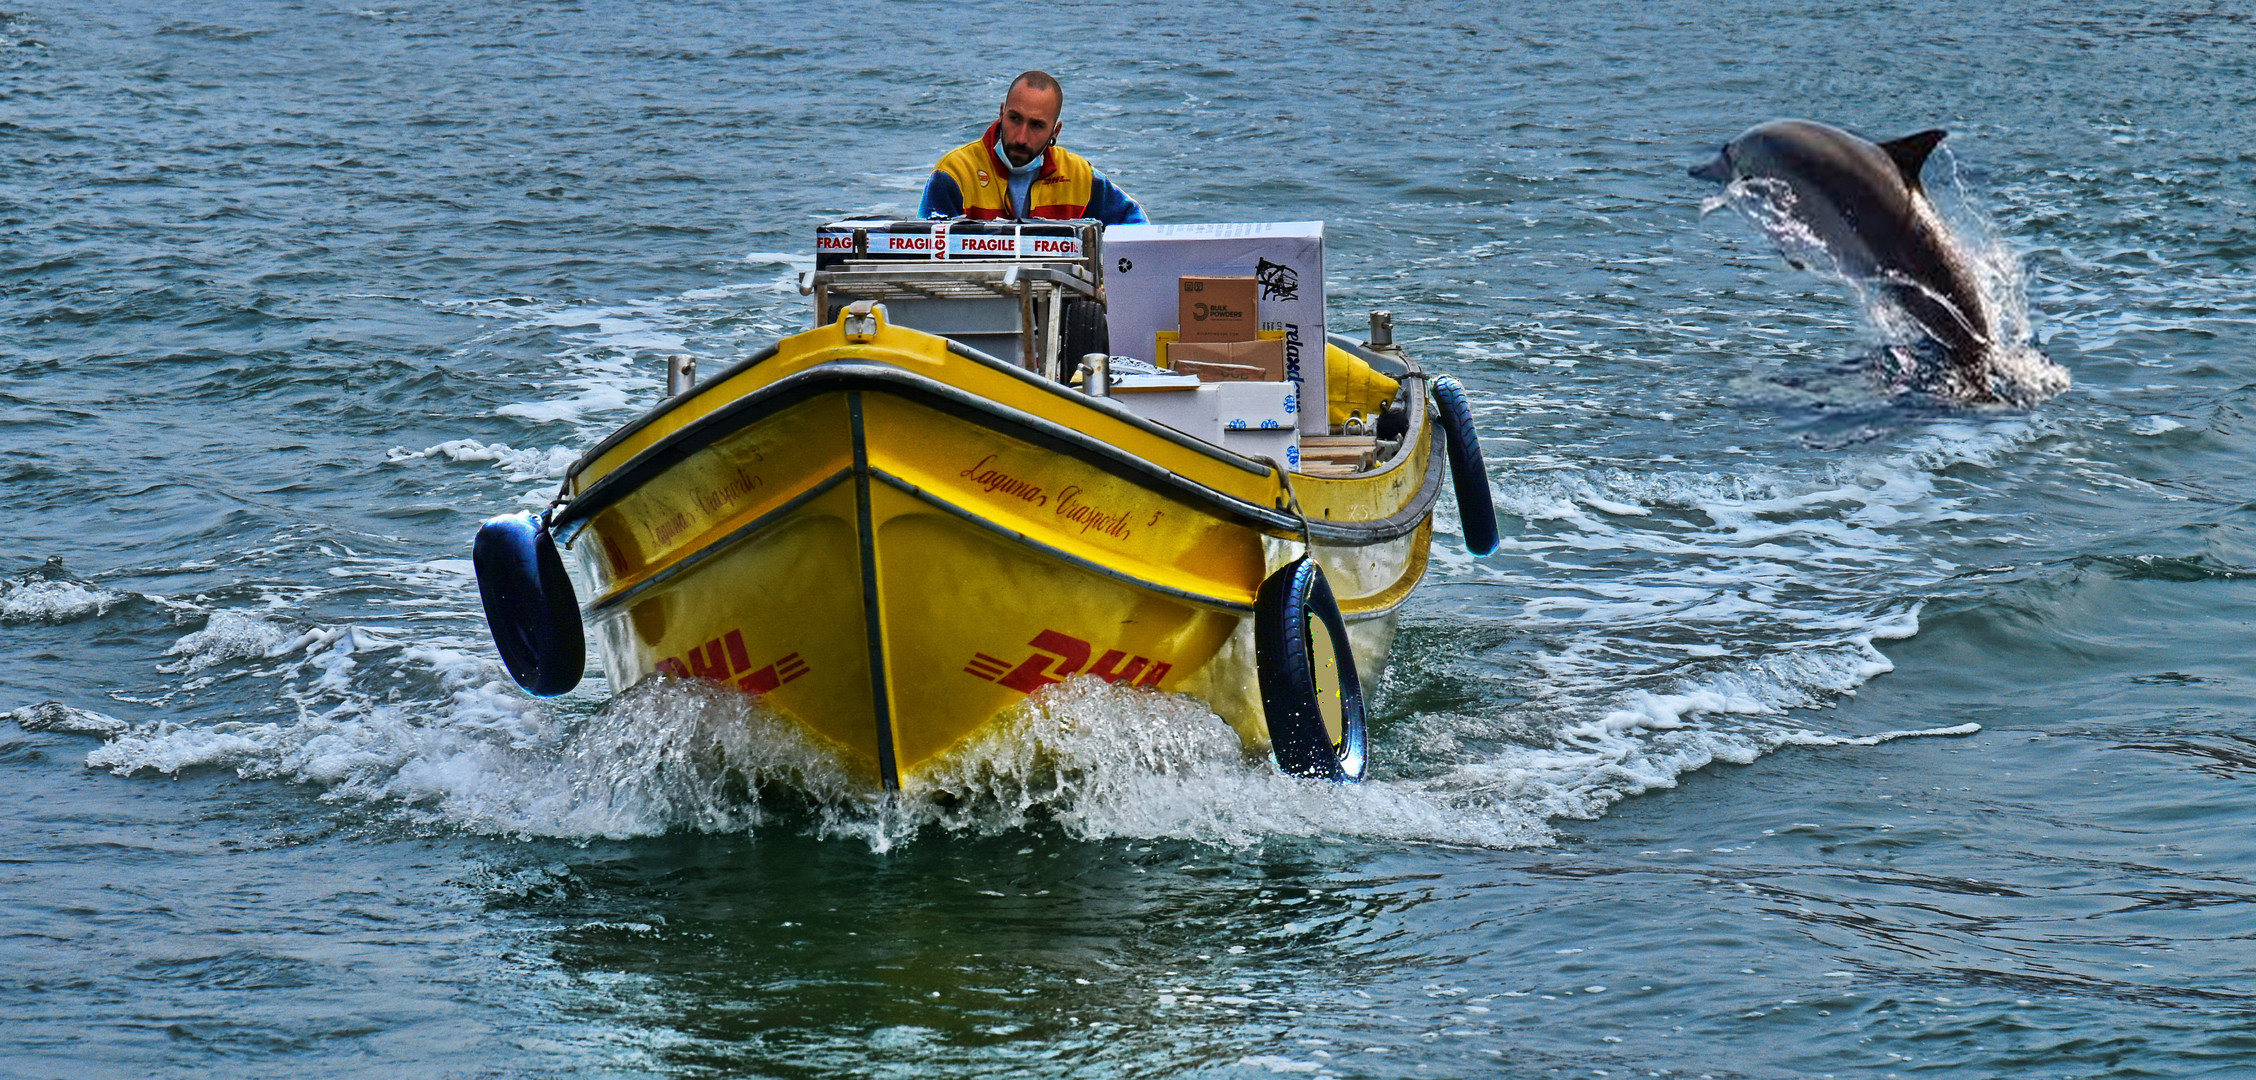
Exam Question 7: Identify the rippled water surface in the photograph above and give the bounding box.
[6,1,2256,1076]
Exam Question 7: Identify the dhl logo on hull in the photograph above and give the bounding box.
[965,630,1172,694]
[651,627,1167,704]
[655,629,810,695]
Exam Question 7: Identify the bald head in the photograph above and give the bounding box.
[996,71,1063,168]
[1008,70,1061,107]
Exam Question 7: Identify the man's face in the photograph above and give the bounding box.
[996,83,1062,168]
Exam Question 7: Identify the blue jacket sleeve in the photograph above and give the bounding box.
[1086,172,1147,225]
[919,172,962,219]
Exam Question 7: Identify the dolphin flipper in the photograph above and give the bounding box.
[1878,130,1948,191]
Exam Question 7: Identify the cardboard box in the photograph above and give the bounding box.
[1171,359,1265,383]
[1110,381,1218,441]
[1214,381,1297,431]
[1168,337,1287,381]
[1106,375,1296,458]
[1221,427,1300,470]
[1177,276,1259,342]
[1105,222,1326,434]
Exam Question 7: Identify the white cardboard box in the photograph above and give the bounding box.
[1104,222,1326,435]
[1212,381,1297,431]
[1221,427,1300,470]
[1111,382,1219,441]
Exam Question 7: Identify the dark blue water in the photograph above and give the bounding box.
[6,1,2255,1076]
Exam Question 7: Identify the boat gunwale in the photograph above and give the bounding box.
[578,443,1441,621]
[550,361,1445,549]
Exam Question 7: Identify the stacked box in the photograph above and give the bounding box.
[1105,223,1326,435]
[1110,375,1218,441]
[1169,338,1287,380]
[1222,429,1300,469]
[1177,276,1260,341]
[1215,381,1300,468]
[1214,381,1296,431]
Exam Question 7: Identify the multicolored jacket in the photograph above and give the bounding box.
[919,122,1147,225]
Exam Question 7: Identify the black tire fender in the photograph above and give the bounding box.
[1431,374,1499,556]
[1254,557,1369,782]
[472,511,585,696]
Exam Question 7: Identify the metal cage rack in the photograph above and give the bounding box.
[800,218,1106,381]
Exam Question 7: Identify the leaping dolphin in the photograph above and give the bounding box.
[1692,119,2009,401]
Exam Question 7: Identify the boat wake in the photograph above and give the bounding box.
[42,568,1972,853]
[44,603,1979,850]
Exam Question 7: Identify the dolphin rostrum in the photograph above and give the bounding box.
[1692,119,2008,400]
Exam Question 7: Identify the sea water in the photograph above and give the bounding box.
[5,1,2254,1076]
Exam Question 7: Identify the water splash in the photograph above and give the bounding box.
[385,439,578,483]
[8,701,129,739]
[2,557,125,623]
[850,679,1552,852]
[1705,154,2071,406]
[157,610,294,675]
[68,605,1975,853]
[74,626,1554,850]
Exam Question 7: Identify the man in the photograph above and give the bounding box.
[919,71,1147,225]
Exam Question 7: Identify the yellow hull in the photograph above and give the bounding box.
[550,310,1440,790]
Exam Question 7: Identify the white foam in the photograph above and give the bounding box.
[1776,723,1981,747]
[89,652,858,840]
[386,439,577,482]
[1418,387,2032,824]
[859,679,1550,852]
[85,633,1557,850]
[3,561,127,622]
[158,610,293,674]
[8,701,129,738]
[497,385,636,426]
[1,576,125,623]
[476,304,686,430]
[1238,1056,1323,1074]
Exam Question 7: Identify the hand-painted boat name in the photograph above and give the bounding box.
[652,510,692,545]
[960,453,1048,506]
[965,629,1172,693]
[1054,485,1132,540]
[693,468,763,516]
[656,628,809,695]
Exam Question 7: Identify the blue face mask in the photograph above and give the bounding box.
[994,137,1044,218]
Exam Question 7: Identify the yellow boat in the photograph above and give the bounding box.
[470,218,1495,791]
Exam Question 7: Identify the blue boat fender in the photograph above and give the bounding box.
[1430,375,1500,556]
[1254,557,1369,782]
[471,511,585,696]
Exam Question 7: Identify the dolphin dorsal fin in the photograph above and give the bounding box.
[1879,129,1948,190]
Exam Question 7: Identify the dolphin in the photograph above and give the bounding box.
[1691,119,2005,400]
